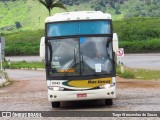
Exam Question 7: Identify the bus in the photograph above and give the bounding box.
[40,11,117,108]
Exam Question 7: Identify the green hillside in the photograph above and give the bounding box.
[0,0,160,55]
[1,0,160,34]
[0,0,96,33]
[0,0,63,33]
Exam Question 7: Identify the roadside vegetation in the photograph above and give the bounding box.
[113,17,160,53]
[5,29,44,56]
[116,65,160,80]
[3,61,45,69]
[119,38,160,53]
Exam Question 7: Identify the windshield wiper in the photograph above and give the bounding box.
[63,49,77,79]
[106,40,114,64]
[63,68,71,80]
[74,49,77,72]
[46,42,52,61]
[46,42,52,68]
[80,53,100,77]
[81,51,84,72]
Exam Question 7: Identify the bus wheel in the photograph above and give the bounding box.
[51,102,60,108]
[105,99,113,105]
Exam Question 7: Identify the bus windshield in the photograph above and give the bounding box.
[47,37,113,78]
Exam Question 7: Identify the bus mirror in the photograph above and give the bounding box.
[113,33,119,53]
[40,37,45,60]
[113,52,117,66]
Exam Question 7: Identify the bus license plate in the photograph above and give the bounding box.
[77,93,87,98]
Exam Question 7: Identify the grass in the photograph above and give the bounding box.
[116,65,135,79]
[116,65,160,80]
[3,61,45,69]
[132,69,160,80]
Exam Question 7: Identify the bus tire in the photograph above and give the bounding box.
[51,102,60,108]
[105,99,113,105]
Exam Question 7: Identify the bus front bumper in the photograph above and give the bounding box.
[47,87,116,102]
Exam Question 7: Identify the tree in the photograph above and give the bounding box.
[15,21,22,29]
[38,0,67,16]
[115,3,121,14]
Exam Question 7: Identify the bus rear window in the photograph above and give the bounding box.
[47,20,111,37]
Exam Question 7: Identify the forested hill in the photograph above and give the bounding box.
[0,0,160,33]
[1,0,160,18]
[62,0,160,17]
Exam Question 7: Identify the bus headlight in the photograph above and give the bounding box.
[99,83,115,89]
[48,86,64,91]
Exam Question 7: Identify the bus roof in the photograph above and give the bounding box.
[45,11,112,23]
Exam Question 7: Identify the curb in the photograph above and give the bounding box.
[0,71,10,87]
[0,81,11,87]
[0,79,6,86]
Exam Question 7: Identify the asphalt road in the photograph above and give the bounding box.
[5,53,160,70]
[121,53,160,70]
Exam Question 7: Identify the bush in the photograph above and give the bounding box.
[5,29,44,56]
[120,39,160,53]
[113,17,160,41]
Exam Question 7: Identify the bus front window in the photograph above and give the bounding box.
[48,37,113,77]
[80,37,113,75]
[48,38,80,76]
